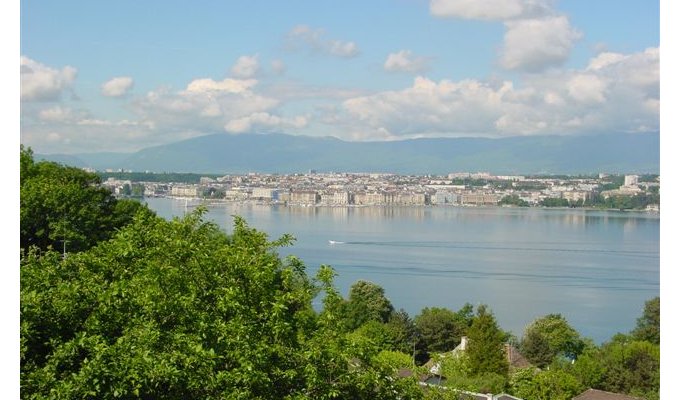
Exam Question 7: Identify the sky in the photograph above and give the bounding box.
[20,0,660,154]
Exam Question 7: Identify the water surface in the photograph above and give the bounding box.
[145,197,659,344]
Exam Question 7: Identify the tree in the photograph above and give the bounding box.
[510,367,584,400]
[413,303,473,359]
[588,335,660,400]
[631,297,659,345]
[521,328,553,368]
[22,209,423,399]
[385,309,418,355]
[465,305,508,377]
[499,194,529,207]
[342,280,394,330]
[520,314,584,367]
[20,147,146,253]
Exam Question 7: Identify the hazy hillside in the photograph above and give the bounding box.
[37,132,660,175]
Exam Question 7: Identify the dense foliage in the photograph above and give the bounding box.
[465,305,509,378]
[21,210,427,399]
[499,194,529,207]
[414,305,473,358]
[520,314,584,367]
[21,146,146,253]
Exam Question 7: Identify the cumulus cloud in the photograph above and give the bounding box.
[429,1,580,73]
[101,76,134,97]
[567,74,606,104]
[587,52,627,71]
[185,77,257,93]
[20,56,77,101]
[384,50,431,73]
[500,16,582,72]
[330,47,658,139]
[286,25,360,58]
[230,55,259,78]
[430,0,550,20]
[129,74,313,139]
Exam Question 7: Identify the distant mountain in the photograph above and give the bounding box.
[36,132,660,175]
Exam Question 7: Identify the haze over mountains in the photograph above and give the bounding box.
[37,132,659,175]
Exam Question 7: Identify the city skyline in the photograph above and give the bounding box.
[20,0,660,155]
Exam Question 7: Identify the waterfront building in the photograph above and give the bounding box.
[561,190,593,203]
[460,193,501,206]
[251,187,279,201]
[170,185,200,197]
[433,191,457,205]
[290,190,319,205]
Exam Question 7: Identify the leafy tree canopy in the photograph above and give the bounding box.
[520,314,584,366]
[341,280,394,331]
[20,146,147,253]
[414,304,472,357]
[631,297,659,345]
[465,305,509,378]
[21,209,422,399]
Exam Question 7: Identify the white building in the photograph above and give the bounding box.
[624,175,639,187]
[251,187,279,201]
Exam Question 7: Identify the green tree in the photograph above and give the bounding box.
[414,307,461,355]
[385,309,418,355]
[20,147,146,253]
[342,280,394,330]
[499,194,529,207]
[510,367,584,400]
[599,335,659,399]
[411,304,473,363]
[540,197,570,207]
[21,210,423,399]
[465,305,508,378]
[520,314,584,366]
[631,297,660,345]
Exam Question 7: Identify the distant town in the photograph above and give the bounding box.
[95,170,660,212]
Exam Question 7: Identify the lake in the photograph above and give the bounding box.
[144,197,660,344]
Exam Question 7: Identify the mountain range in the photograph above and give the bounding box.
[36,132,660,175]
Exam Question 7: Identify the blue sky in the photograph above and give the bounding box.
[20,0,660,154]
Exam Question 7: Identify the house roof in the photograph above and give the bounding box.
[572,389,644,400]
[504,344,532,369]
[494,394,524,400]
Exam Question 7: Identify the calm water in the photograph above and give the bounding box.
[145,197,660,344]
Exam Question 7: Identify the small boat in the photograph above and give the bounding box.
[328,240,345,245]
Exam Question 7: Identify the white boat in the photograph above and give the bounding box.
[328,240,345,245]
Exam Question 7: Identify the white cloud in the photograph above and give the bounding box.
[384,50,430,73]
[342,76,511,137]
[567,74,606,104]
[101,76,134,97]
[20,56,77,101]
[500,16,581,72]
[587,52,627,71]
[328,47,658,140]
[286,25,360,58]
[430,0,550,20]
[224,112,308,134]
[185,77,257,93]
[230,55,259,78]
[329,40,359,58]
[429,1,580,73]
[38,106,77,122]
